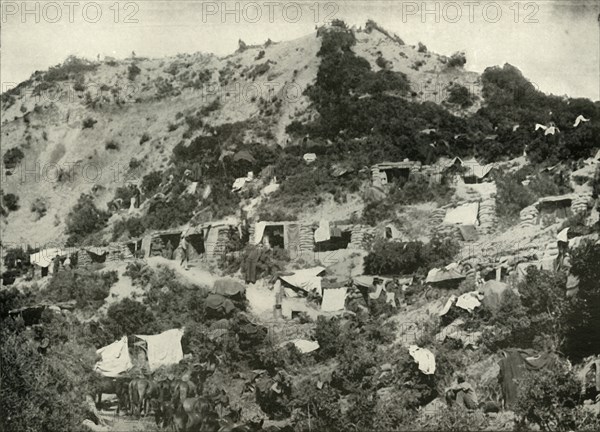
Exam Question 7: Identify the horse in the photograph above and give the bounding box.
[171,401,219,432]
[129,378,152,417]
[171,380,198,409]
[153,380,174,428]
[94,376,131,415]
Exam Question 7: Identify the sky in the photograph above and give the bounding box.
[1,0,599,100]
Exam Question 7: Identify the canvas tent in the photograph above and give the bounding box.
[321,287,348,312]
[279,267,325,296]
[135,329,184,372]
[461,158,495,183]
[94,336,133,377]
[426,267,466,287]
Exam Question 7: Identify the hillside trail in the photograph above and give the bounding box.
[145,256,220,288]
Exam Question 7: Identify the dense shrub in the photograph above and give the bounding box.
[100,298,158,344]
[481,289,533,351]
[0,322,97,432]
[3,147,24,168]
[3,193,19,211]
[361,199,397,226]
[447,83,474,108]
[141,171,162,196]
[42,269,117,311]
[143,195,197,230]
[364,236,459,276]
[514,365,583,431]
[30,197,47,219]
[104,139,119,150]
[128,63,141,81]
[2,246,34,270]
[291,378,346,431]
[447,51,467,68]
[495,170,536,221]
[564,241,600,360]
[314,316,342,360]
[65,194,110,246]
[44,56,98,82]
[139,133,150,144]
[82,117,97,129]
[111,216,146,240]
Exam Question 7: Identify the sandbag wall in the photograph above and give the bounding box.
[77,249,93,266]
[248,223,315,254]
[479,195,497,235]
[428,208,447,230]
[431,203,463,242]
[347,225,376,250]
[520,205,539,228]
[299,224,315,253]
[211,228,232,257]
[571,191,594,214]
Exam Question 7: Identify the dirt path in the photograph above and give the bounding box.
[97,410,159,432]
[145,256,220,288]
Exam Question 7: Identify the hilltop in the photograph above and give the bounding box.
[0,20,491,245]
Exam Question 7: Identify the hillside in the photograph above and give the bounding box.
[0,21,491,245]
[2,19,600,432]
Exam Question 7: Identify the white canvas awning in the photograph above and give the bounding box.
[30,248,66,268]
[135,329,184,371]
[94,336,133,377]
[279,267,325,296]
[253,221,267,245]
[321,287,348,312]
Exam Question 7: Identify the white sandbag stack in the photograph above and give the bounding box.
[520,205,539,228]
[299,225,315,252]
[347,226,363,250]
[77,249,93,266]
[542,241,559,261]
[479,196,497,235]
[428,208,447,234]
[348,225,372,250]
[432,223,462,242]
[571,192,593,215]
